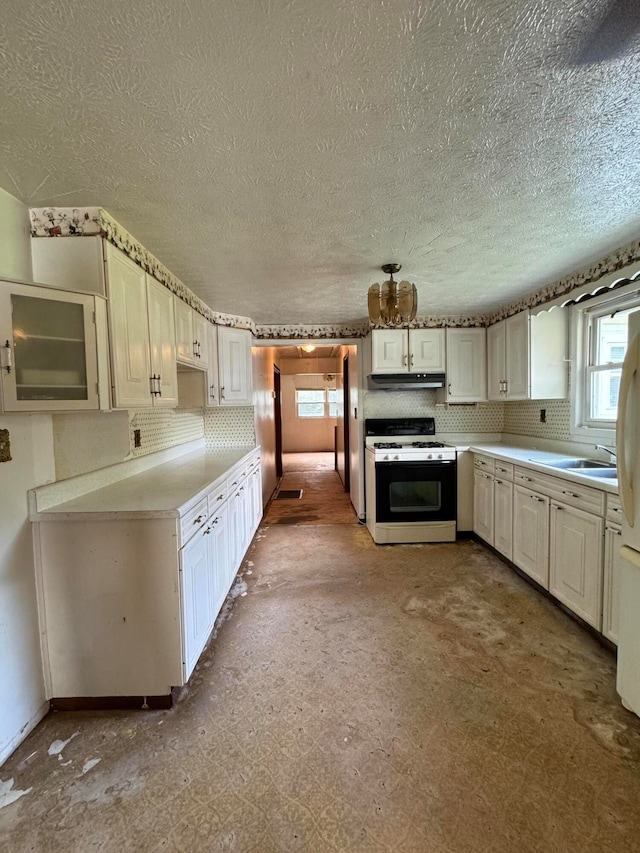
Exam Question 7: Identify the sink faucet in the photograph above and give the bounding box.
[595,444,617,464]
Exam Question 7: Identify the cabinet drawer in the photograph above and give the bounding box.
[493,461,514,482]
[606,493,623,524]
[514,467,604,516]
[180,496,209,545]
[474,455,495,474]
[208,481,228,515]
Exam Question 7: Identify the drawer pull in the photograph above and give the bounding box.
[523,476,533,482]
[193,515,203,524]
[216,493,224,500]
[203,526,211,535]
[554,505,563,510]
[615,528,622,536]
[495,479,502,484]
[562,490,579,499]
[534,496,545,502]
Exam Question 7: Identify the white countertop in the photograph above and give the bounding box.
[31,445,258,520]
[468,443,619,494]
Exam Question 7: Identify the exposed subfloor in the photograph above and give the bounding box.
[2,526,640,852]
[265,466,355,526]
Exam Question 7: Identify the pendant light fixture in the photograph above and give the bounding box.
[368,264,417,326]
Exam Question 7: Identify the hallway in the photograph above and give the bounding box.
[264,452,356,526]
[2,526,640,851]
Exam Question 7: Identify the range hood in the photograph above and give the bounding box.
[367,372,445,390]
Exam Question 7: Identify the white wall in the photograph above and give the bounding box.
[252,345,279,505]
[0,190,54,765]
[0,186,33,282]
[281,373,337,452]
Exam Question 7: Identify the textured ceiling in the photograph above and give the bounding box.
[2,0,640,325]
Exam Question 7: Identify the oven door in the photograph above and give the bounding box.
[375,460,457,524]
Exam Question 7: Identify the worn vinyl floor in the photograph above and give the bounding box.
[2,521,640,850]
[265,463,355,526]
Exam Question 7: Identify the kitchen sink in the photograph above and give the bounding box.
[530,457,613,469]
[566,467,618,479]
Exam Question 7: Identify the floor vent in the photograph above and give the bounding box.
[275,489,303,500]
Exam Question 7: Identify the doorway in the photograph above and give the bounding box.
[274,365,283,479]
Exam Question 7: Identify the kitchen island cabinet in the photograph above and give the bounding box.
[31,446,261,706]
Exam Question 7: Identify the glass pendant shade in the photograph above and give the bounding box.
[368,277,417,326]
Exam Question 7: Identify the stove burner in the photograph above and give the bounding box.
[374,441,403,449]
[412,441,446,448]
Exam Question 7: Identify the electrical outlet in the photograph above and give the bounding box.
[133,429,142,448]
[0,428,11,462]
[540,408,546,423]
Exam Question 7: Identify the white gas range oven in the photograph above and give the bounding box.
[365,417,457,544]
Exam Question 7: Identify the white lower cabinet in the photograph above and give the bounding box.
[493,478,513,560]
[180,524,213,678]
[603,523,622,644]
[33,449,262,700]
[473,470,494,545]
[512,486,550,588]
[549,502,604,629]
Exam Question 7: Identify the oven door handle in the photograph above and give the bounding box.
[375,460,455,467]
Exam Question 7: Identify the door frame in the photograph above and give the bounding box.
[273,364,283,479]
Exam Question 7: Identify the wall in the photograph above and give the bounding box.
[0,186,33,282]
[252,346,279,506]
[503,399,572,443]
[0,190,54,765]
[363,389,505,436]
[281,373,337,452]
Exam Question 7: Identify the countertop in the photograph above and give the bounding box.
[30,445,258,520]
[468,443,619,495]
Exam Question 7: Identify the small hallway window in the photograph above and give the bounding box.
[296,388,337,418]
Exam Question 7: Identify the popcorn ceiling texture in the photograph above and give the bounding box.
[3,1,640,326]
[204,408,256,449]
[129,409,204,458]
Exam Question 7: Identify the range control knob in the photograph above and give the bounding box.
[438,453,443,459]
[394,454,400,460]
[384,454,389,460]
[428,453,433,459]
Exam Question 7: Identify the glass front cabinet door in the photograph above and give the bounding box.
[0,282,103,412]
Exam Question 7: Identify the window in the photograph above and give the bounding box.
[296,388,338,418]
[585,305,637,425]
[572,285,640,438]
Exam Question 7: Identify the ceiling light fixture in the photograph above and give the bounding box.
[300,345,316,353]
[368,263,417,327]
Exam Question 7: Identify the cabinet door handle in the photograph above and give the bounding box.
[203,526,211,534]
[409,353,414,368]
[212,518,219,525]
[3,340,12,374]
[448,382,452,395]
[157,374,162,397]
[210,384,216,398]
[150,375,161,396]
[194,515,203,524]
[220,386,225,399]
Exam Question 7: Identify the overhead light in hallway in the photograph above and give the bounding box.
[368,263,417,326]
[300,345,316,353]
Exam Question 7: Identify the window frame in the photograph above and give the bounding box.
[570,284,640,443]
[295,387,338,419]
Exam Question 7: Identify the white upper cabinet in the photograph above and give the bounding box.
[218,327,253,405]
[175,298,196,365]
[206,323,220,406]
[0,280,107,413]
[488,309,568,401]
[175,299,208,367]
[193,313,209,369]
[440,328,487,402]
[147,278,178,407]
[105,244,152,408]
[105,245,179,409]
[371,328,444,373]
